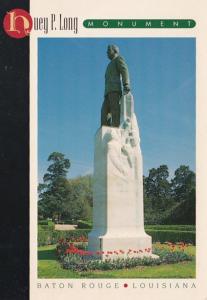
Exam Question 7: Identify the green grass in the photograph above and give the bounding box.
[38,245,80,278]
[38,244,195,278]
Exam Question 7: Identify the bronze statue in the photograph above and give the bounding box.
[101,45,130,127]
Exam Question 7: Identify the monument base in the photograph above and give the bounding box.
[88,230,158,260]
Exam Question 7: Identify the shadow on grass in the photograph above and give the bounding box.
[38,249,56,260]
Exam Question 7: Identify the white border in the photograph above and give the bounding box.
[30,0,207,299]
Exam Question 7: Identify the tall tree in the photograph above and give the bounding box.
[62,175,93,222]
[144,165,171,210]
[38,152,70,221]
[171,165,195,202]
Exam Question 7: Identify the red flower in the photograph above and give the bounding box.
[69,242,75,248]
[65,248,72,254]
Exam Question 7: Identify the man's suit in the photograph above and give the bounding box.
[101,55,130,127]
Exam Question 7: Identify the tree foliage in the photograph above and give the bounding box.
[62,175,92,222]
[144,165,171,210]
[38,152,92,223]
[38,152,71,222]
[144,165,195,225]
[171,165,195,202]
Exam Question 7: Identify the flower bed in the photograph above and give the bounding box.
[56,239,193,272]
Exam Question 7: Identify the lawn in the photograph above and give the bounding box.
[38,244,195,278]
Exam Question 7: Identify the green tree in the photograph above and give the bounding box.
[144,165,171,210]
[62,175,93,222]
[144,164,196,225]
[38,152,70,222]
[171,165,195,202]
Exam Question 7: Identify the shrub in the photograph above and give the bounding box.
[62,220,77,225]
[38,230,52,246]
[38,221,55,232]
[38,225,48,231]
[47,221,55,229]
[145,225,195,232]
[38,220,49,225]
[146,229,195,245]
[38,226,195,246]
[77,220,92,229]
[38,229,90,247]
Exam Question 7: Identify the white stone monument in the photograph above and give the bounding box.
[88,93,156,260]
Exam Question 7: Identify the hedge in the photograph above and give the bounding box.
[38,229,90,247]
[145,225,195,232]
[62,220,77,225]
[38,220,49,225]
[146,229,195,245]
[73,224,195,232]
[38,221,55,231]
[77,220,92,229]
[38,228,195,247]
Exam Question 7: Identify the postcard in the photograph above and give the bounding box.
[3,0,206,299]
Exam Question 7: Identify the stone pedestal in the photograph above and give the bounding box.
[88,93,156,260]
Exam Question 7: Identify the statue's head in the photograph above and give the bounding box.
[107,44,119,60]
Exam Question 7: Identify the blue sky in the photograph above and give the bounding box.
[38,38,195,181]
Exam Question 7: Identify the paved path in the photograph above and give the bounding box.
[55,224,77,231]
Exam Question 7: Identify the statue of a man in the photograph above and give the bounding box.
[101,45,130,127]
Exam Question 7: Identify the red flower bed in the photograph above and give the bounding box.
[56,238,189,260]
